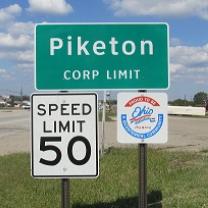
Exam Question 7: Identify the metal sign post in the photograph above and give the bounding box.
[117,92,168,208]
[101,91,106,156]
[138,90,147,208]
[61,179,70,208]
[139,144,147,208]
[31,93,99,208]
[60,91,70,208]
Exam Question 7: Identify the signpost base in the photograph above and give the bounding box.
[139,144,147,208]
[61,179,70,208]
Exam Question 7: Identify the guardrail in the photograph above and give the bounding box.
[168,106,206,116]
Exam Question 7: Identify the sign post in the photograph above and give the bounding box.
[61,179,70,208]
[31,93,99,207]
[117,92,168,208]
[139,143,147,208]
[138,90,147,208]
[101,91,106,156]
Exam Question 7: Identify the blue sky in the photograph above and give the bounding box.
[0,0,208,100]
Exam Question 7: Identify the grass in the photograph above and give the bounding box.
[1,149,208,207]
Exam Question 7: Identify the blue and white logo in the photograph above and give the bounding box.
[130,106,155,124]
[121,96,164,140]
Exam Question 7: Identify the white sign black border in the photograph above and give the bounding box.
[31,93,99,178]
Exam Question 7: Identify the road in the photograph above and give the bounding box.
[104,116,208,151]
[0,110,30,155]
[0,110,208,155]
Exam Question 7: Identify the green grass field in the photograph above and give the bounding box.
[0,148,208,208]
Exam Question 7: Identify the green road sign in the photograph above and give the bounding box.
[35,23,169,90]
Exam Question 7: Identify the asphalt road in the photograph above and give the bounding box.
[104,115,208,151]
[0,110,30,155]
[0,110,208,155]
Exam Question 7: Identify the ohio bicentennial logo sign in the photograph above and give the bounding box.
[117,93,167,144]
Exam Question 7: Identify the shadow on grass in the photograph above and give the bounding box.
[73,190,162,208]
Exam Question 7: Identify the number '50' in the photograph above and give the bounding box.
[39,136,91,166]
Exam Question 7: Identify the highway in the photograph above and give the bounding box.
[0,110,208,155]
[0,110,30,155]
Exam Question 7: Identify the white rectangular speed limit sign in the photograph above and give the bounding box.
[31,93,98,178]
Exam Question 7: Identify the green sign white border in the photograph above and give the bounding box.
[34,22,170,91]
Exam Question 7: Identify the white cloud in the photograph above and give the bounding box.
[0,33,33,49]
[28,0,73,15]
[170,63,184,73]
[0,68,12,80]
[16,50,33,62]
[0,50,33,63]
[105,0,208,20]
[170,43,208,84]
[16,63,33,72]
[0,4,22,22]
[0,5,34,77]
[170,38,182,46]
[171,45,208,68]
[8,22,35,35]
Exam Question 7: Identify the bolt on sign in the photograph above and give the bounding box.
[31,93,98,178]
[35,23,169,90]
[117,93,168,144]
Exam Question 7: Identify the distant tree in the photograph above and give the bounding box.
[22,96,30,101]
[169,99,194,106]
[193,92,207,106]
[109,99,117,105]
[12,95,21,101]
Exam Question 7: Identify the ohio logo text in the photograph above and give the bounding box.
[121,96,163,140]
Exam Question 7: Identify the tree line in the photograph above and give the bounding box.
[169,92,208,109]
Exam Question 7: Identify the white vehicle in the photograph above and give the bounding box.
[21,104,31,109]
